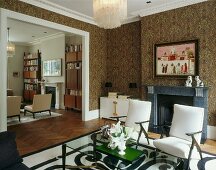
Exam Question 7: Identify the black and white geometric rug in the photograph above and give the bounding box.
[23,133,216,170]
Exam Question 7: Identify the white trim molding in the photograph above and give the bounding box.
[207,125,216,140]
[132,0,208,17]
[19,0,208,26]
[19,0,97,26]
[0,8,90,131]
[28,32,65,45]
[86,110,99,121]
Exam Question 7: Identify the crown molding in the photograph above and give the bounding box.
[19,0,97,25]
[28,32,65,46]
[131,0,208,17]
[19,0,207,28]
[19,0,139,27]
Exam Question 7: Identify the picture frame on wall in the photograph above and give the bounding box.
[154,40,199,78]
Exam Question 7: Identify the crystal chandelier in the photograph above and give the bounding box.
[7,27,15,57]
[93,0,127,29]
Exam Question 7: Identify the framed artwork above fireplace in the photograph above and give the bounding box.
[154,40,199,78]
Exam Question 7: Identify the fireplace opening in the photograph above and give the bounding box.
[157,94,193,126]
[45,86,56,108]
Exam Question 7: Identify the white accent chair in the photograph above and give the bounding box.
[24,94,52,119]
[7,96,22,121]
[153,104,204,169]
[110,99,152,147]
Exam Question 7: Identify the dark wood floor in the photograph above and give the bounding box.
[8,109,216,157]
[8,109,106,156]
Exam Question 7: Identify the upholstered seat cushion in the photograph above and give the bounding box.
[0,131,23,169]
[153,136,192,159]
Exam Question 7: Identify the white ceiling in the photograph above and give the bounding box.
[8,18,63,45]
[9,0,207,44]
[20,0,207,24]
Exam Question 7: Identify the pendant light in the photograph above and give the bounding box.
[7,27,15,57]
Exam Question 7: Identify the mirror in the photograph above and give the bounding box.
[43,59,62,76]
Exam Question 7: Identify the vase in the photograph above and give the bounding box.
[118,140,126,155]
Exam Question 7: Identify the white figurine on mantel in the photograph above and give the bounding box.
[185,76,192,87]
[195,76,204,87]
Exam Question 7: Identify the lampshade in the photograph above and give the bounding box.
[93,0,127,29]
[7,28,15,57]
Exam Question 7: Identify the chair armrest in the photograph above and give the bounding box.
[135,120,150,124]
[109,116,127,122]
[153,122,171,138]
[186,131,202,136]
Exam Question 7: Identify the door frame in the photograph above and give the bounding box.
[0,8,90,131]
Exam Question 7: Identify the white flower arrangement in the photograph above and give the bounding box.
[108,121,134,155]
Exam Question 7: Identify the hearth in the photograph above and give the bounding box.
[147,85,208,143]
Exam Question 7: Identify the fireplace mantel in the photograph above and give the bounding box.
[146,85,208,143]
[41,82,63,109]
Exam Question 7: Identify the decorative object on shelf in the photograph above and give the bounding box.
[154,40,199,78]
[185,76,192,87]
[195,75,204,87]
[23,50,41,102]
[108,121,133,155]
[93,0,127,29]
[7,27,15,57]
[64,44,82,110]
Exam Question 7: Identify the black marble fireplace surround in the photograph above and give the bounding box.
[147,85,208,143]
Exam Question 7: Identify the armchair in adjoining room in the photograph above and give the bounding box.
[110,99,152,147]
[24,94,52,119]
[153,104,204,170]
[7,96,22,121]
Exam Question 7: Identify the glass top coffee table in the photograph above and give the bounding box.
[62,130,178,169]
[62,130,146,169]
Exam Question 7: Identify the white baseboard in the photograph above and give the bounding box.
[85,109,99,121]
[207,125,216,140]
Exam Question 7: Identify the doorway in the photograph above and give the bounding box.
[0,9,90,131]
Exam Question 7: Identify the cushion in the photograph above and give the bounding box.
[153,136,191,159]
[0,131,23,169]
[169,104,204,143]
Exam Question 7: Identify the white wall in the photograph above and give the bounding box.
[8,45,29,96]
[29,43,41,53]
[40,34,65,108]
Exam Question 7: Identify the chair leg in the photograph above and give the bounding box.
[33,113,35,119]
[24,110,26,116]
[18,115,21,122]
[184,159,190,170]
[154,148,157,163]
[49,110,51,116]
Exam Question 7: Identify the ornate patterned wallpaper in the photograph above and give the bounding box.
[107,22,141,98]
[1,1,216,125]
[141,1,216,125]
[0,0,107,110]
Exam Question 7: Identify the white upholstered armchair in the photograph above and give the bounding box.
[7,96,22,121]
[24,94,52,119]
[110,99,152,147]
[153,104,204,169]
